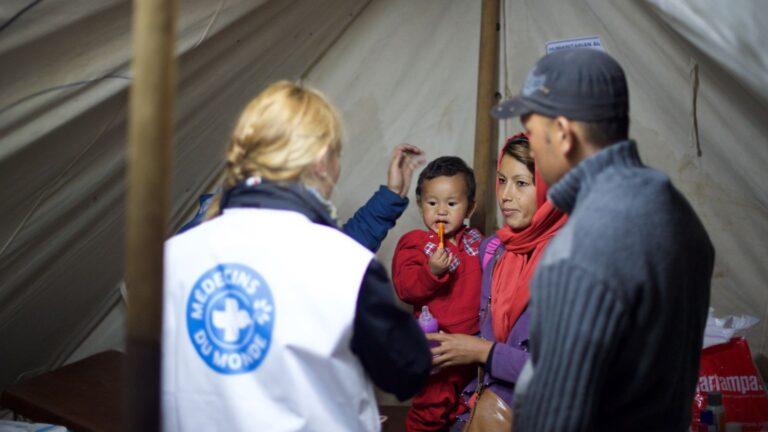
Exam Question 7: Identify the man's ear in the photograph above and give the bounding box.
[554,116,577,160]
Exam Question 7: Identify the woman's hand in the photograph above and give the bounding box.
[428,246,452,275]
[427,333,494,369]
[387,144,426,198]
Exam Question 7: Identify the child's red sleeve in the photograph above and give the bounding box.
[391,231,449,305]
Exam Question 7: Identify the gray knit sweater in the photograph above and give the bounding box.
[515,140,715,431]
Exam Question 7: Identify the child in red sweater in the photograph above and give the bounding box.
[392,156,483,431]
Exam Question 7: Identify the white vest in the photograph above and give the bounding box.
[162,209,380,431]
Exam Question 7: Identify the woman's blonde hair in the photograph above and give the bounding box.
[206,81,342,218]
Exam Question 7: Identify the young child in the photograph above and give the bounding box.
[392,156,483,432]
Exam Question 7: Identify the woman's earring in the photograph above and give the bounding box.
[245,176,262,187]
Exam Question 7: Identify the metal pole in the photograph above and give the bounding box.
[124,0,178,430]
[470,0,501,235]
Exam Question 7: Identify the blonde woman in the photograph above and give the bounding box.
[177,142,426,253]
[162,81,431,431]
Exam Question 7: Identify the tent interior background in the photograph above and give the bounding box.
[1,0,766,417]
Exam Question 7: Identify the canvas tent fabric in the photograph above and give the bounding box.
[495,0,768,353]
[314,0,768,362]
[0,0,766,400]
[0,0,371,391]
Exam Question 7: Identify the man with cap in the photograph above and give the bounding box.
[494,48,715,431]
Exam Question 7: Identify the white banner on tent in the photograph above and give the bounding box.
[546,36,604,54]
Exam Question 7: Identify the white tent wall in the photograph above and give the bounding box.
[306,0,768,369]
[3,0,767,403]
[306,0,482,294]
[0,0,369,391]
[62,0,485,403]
[305,0,482,404]
[498,0,768,363]
[646,0,768,107]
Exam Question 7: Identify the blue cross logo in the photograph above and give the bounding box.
[186,263,275,374]
[212,297,253,343]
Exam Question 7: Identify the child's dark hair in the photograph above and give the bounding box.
[415,156,476,203]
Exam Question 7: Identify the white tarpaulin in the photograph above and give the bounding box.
[496,0,768,358]
[0,0,766,396]
[315,0,768,362]
[0,0,369,390]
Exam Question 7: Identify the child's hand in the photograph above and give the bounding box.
[428,246,452,275]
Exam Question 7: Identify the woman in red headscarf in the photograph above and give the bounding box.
[427,134,567,429]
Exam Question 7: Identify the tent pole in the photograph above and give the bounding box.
[124,0,178,430]
[470,0,501,235]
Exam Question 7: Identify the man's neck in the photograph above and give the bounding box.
[549,140,638,213]
[571,140,604,166]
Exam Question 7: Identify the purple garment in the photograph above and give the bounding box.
[457,235,531,422]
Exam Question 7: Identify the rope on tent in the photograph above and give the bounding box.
[691,63,702,157]
[0,0,44,35]
[193,0,225,49]
[500,0,512,138]
[0,74,131,117]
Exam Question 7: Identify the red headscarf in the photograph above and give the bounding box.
[490,134,567,342]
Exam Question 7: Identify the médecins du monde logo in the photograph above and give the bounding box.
[186,263,275,374]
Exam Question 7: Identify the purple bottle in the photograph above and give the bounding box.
[418,305,439,347]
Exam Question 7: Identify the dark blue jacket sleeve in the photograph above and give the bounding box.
[180,186,408,251]
[351,259,431,400]
[341,186,409,252]
[176,193,215,234]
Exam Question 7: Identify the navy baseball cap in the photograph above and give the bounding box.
[492,48,629,121]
